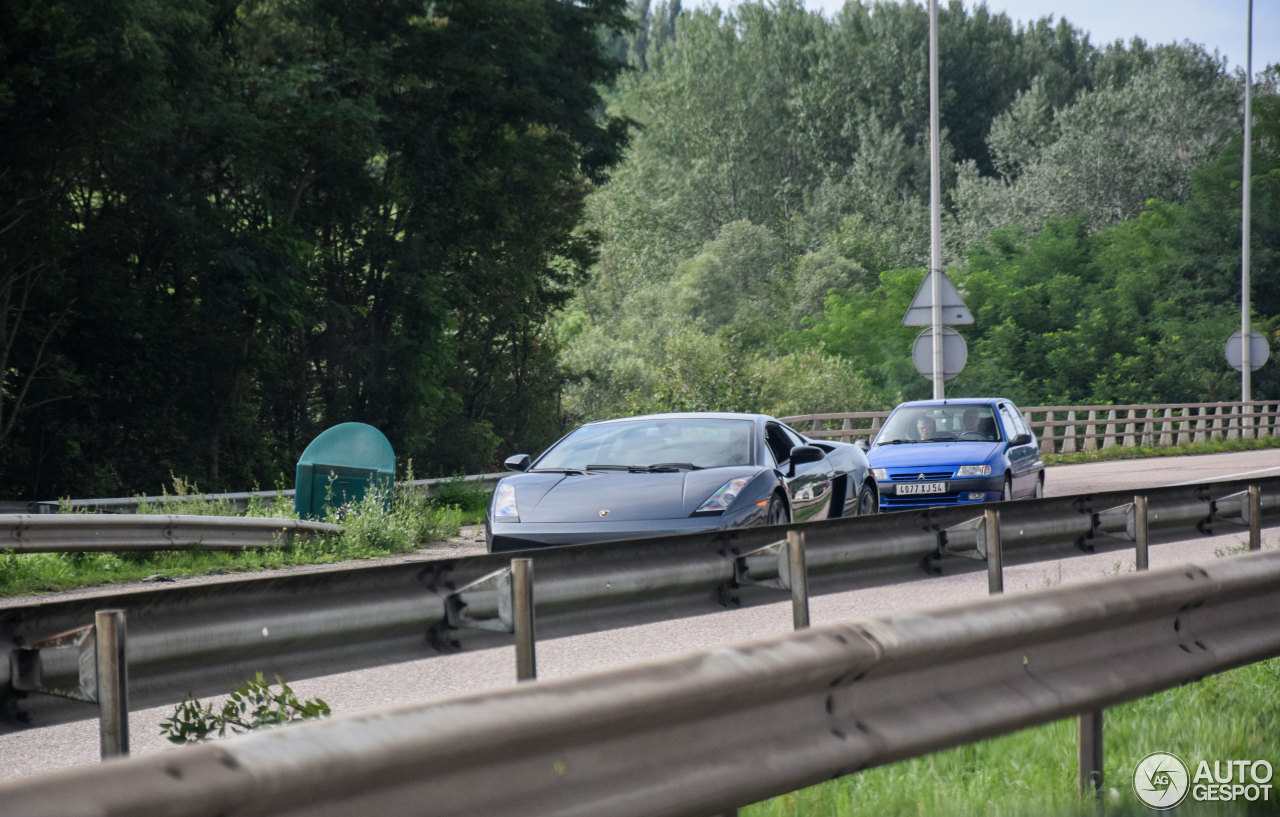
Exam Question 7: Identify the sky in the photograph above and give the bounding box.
[725,1,1280,73]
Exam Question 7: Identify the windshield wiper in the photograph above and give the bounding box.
[875,439,911,446]
[586,463,702,472]
[644,462,702,472]
[529,468,586,474]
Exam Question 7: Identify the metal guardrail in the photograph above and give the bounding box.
[0,514,343,552]
[782,399,1280,453]
[22,401,1280,516]
[25,473,508,515]
[3,547,1279,816]
[2,475,1276,732]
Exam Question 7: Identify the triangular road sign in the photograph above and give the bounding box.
[902,270,974,326]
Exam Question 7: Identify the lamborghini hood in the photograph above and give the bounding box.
[501,468,761,522]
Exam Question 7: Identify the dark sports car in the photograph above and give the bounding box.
[486,412,878,552]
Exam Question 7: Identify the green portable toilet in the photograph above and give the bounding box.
[294,422,395,519]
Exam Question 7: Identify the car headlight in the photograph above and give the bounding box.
[871,468,888,481]
[492,482,519,521]
[956,465,991,477]
[695,477,752,513]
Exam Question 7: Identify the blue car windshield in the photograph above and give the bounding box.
[878,405,1001,443]
[536,419,755,470]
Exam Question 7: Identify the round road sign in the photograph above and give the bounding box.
[911,327,967,381]
[1225,330,1270,372]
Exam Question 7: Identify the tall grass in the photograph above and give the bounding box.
[745,657,1280,817]
[1,476,465,597]
[1044,434,1280,466]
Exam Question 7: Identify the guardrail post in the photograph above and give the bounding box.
[1078,709,1103,803]
[1134,495,1149,571]
[95,609,129,759]
[787,531,809,630]
[511,559,536,682]
[1249,485,1262,552]
[984,509,1002,595]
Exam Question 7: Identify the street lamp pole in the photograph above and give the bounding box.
[929,0,943,399]
[1242,0,1253,403]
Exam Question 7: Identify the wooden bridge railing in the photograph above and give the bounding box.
[780,401,1280,456]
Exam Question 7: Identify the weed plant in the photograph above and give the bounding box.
[160,673,330,744]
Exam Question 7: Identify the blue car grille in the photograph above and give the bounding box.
[884,468,955,481]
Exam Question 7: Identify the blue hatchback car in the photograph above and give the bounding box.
[867,398,1045,510]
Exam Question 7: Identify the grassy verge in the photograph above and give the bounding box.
[1,475,493,598]
[1044,435,1280,466]
[745,655,1280,817]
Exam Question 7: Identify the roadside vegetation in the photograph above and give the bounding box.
[747,655,1280,817]
[0,475,492,598]
[1044,434,1280,465]
[160,674,331,745]
[5,1,1277,505]
[4,429,1273,598]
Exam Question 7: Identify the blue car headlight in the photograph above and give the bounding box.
[871,468,888,481]
[492,482,519,521]
[956,465,991,477]
[695,477,752,514]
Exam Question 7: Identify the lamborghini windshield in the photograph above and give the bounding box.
[536,418,754,471]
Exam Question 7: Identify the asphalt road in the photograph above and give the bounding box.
[2,449,1278,783]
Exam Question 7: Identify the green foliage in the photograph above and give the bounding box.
[160,673,329,744]
[786,268,930,403]
[4,0,1277,493]
[1,474,465,597]
[128,476,294,518]
[322,484,461,557]
[630,330,765,415]
[750,349,885,418]
[671,220,789,333]
[785,88,1280,408]
[566,1,1270,422]
[746,657,1280,816]
[1,0,631,500]
[429,477,494,515]
[1044,435,1280,466]
[953,44,1239,248]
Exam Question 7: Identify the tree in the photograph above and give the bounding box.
[953,43,1239,251]
[0,0,632,498]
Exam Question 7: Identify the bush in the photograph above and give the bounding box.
[160,673,330,743]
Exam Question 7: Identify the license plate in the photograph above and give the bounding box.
[896,482,946,495]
